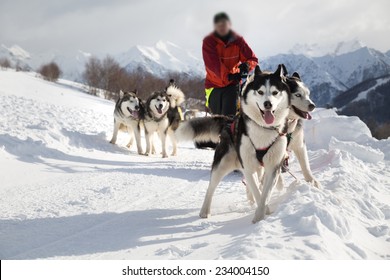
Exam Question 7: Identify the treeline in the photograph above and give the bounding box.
[82,55,205,101]
[0,57,61,81]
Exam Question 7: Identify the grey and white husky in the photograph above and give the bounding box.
[284,72,319,187]
[144,81,185,158]
[110,90,145,154]
[176,65,291,223]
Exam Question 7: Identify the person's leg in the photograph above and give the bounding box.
[195,88,222,149]
[221,84,239,117]
[208,88,222,115]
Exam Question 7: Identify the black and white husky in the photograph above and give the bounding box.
[144,81,185,157]
[176,65,290,223]
[110,90,145,154]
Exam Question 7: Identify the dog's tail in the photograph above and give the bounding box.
[166,84,185,108]
[175,116,228,143]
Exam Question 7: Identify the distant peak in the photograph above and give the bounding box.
[156,40,180,49]
[77,50,92,57]
[289,39,366,57]
[1,44,31,59]
[333,39,366,56]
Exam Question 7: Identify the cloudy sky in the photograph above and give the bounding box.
[1,0,389,57]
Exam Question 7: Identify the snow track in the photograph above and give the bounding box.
[0,70,389,259]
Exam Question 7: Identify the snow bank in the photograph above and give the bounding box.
[303,108,389,161]
[329,137,384,163]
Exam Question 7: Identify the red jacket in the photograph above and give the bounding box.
[202,32,258,88]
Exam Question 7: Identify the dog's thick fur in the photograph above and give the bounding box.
[246,71,320,203]
[176,65,290,223]
[110,90,145,154]
[144,80,185,157]
[285,72,319,187]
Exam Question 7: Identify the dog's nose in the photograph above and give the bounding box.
[264,101,272,110]
[158,104,163,109]
[308,103,316,111]
[135,105,139,110]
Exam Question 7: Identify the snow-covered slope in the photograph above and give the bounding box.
[0,44,91,81]
[314,47,390,88]
[116,41,204,77]
[334,75,390,124]
[0,70,389,260]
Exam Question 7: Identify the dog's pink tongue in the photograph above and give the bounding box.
[306,112,312,120]
[264,111,275,124]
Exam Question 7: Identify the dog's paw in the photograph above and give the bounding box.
[312,179,321,188]
[306,177,321,188]
[109,140,116,144]
[199,211,210,219]
[171,152,177,156]
[162,154,168,158]
[252,208,265,223]
[126,143,132,148]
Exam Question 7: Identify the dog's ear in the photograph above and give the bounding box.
[274,64,286,77]
[119,90,124,98]
[254,65,262,75]
[292,72,301,80]
[281,64,288,76]
[169,79,175,85]
[133,89,138,95]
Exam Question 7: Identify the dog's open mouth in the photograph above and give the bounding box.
[127,107,139,118]
[292,106,312,120]
[155,105,163,114]
[257,103,275,125]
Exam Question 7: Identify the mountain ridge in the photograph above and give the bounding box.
[1,40,390,107]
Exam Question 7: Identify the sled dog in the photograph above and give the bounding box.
[144,80,185,157]
[284,71,319,187]
[176,65,290,223]
[110,90,145,154]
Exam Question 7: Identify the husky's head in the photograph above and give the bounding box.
[148,91,170,117]
[166,79,185,108]
[285,72,316,120]
[118,90,142,119]
[241,64,290,127]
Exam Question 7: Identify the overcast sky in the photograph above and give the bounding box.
[1,0,389,57]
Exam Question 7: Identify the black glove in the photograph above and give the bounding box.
[228,73,241,82]
[238,63,249,75]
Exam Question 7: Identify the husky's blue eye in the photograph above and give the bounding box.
[295,94,302,97]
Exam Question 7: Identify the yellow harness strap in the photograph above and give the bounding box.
[178,107,184,120]
[205,88,214,107]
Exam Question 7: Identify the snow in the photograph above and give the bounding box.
[0,70,390,260]
[352,77,390,102]
[116,40,205,77]
[289,39,366,57]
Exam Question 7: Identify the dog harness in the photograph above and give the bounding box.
[230,117,291,167]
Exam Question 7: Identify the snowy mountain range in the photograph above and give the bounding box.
[116,40,204,77]
[1,40,390,106]
[262,41,390,105]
